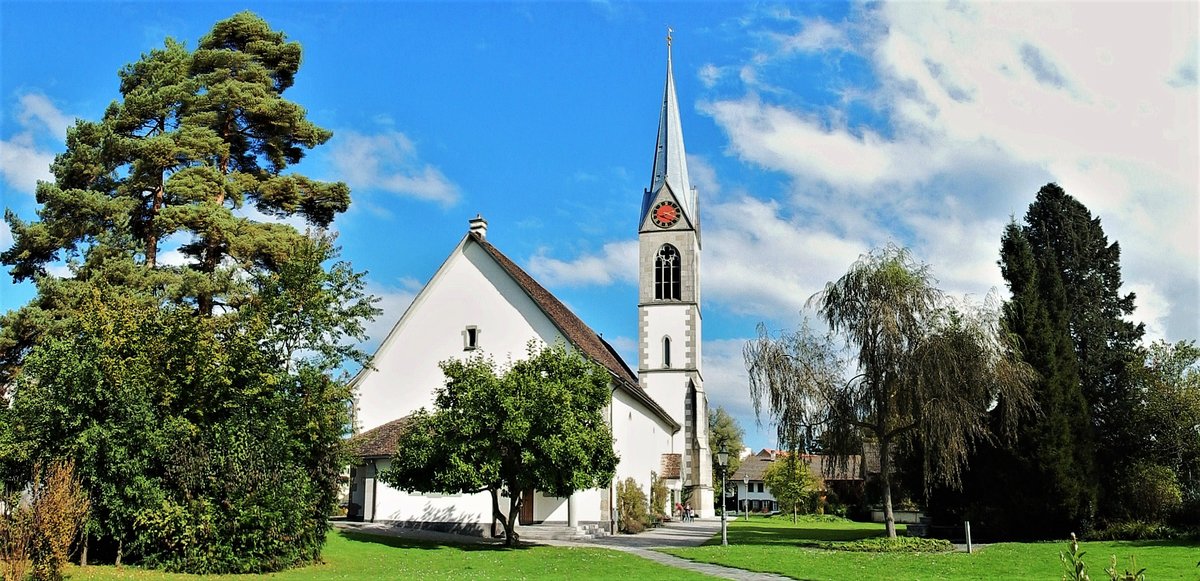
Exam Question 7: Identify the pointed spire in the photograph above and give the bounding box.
[642,27,697,228]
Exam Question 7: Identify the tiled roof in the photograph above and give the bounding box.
[470,232,680,433]
[729,452,864,483]
[348,415,413,459]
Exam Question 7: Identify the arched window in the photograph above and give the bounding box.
[655,244,681,300]
[662,336,672,368]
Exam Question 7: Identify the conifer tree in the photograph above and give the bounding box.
[0,11,350,382]
[1019,183,1144,515]
[979,221,1098,537]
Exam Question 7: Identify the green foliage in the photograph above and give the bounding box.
[708,407,744,489]
[1128,340,1200,524]
[967,212,1098,539]
[762,456,819,521]
[1085,520,1199,541]
[0,11,372,574]
[0,236,371,573]
[380,343,618,546]
[649,472,668,518]
[1061,533,1091,581]
[1001,184,1146,527]
[616,478,648,534]
[1115,462,1182,522]
[814,536,954,553]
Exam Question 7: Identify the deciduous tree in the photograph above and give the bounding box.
[380,343,618,546]
[708,406,745,491]
[745,245,1035,538]
[762,455,819,523]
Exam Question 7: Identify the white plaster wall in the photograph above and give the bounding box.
[355,239,566,431]
[364,458,503,531]
[609,389,676,505]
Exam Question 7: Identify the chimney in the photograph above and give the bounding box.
[469,214,488,238]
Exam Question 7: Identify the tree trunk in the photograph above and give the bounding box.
[880,437,896,538]
[79,534,87,566]
[145,182,164,268]
[115,538,123,568]
[506,493,522,547]
[489,489,517,547]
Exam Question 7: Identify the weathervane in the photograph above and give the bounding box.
[667,26,673,48]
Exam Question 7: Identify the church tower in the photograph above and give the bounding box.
[637,32,713,518]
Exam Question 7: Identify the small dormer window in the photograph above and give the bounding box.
[463,326,480,351]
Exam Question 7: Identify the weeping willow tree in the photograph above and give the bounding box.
[745,245,1036,538]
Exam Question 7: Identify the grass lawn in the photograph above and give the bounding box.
[662,515,1200,580]
[64,530,717,581]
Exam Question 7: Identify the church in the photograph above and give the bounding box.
[348,40,713,531]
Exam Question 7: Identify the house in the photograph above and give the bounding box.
[729,449,866,513]
[346,39,714,532]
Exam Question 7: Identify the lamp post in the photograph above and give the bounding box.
[742,474,749,519]
[717,442,729,546]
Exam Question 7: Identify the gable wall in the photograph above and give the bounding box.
[355,240,566,431]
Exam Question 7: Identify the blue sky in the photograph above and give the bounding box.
[2,1,1197,451]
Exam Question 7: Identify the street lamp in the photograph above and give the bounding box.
[743,474,749,519]
[717,442,729,546]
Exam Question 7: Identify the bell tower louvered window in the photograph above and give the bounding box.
[655,244,681,300]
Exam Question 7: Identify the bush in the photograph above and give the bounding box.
[1,461,90,581]
[1086,520,1199,541]
[616,478,648,534]
[815,536,954,553]
[1116,462,1182,522]
[1,491,33,581]
[649,472,668,519]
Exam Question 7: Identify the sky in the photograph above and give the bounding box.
[2,1,1197,451]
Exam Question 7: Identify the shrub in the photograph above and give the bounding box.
[649,472,668,519]
[815,536,954,553]
[616,478,648,534]
[1,461,90,581]
[1,491,33,581]
[1116,462,1182,522]
[29,461,90,581]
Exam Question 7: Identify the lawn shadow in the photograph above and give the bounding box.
[1107,538,1200,549]
[338,530,535,552]
[711,522,889,547]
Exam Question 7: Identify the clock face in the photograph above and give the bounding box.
[651,201,682,228]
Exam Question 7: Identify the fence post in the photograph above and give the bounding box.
[964,521,972,554]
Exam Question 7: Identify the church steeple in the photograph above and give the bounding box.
[641,29,697,232]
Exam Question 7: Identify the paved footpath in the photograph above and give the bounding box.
[530,520,791,581]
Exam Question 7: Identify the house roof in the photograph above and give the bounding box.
[729,451,864,483]
[349,415,413,459]
[469,232,680,433]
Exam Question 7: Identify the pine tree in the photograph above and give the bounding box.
[0,11,350,381]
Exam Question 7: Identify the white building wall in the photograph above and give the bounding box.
[356,240,565,431]
[352,235,676,528]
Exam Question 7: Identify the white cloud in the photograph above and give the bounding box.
[329,130,460,205]
[701,1,1198,340]
[0,221,11,250]
[527,240,637,287]
[16,93,72,139]
[0,93,69,194]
